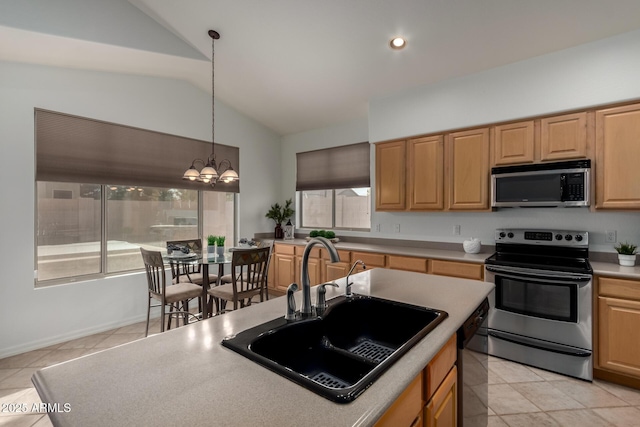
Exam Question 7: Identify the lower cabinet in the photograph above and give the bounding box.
[376,335,457,427]
[595,276,640,388]
[430,260,484,281]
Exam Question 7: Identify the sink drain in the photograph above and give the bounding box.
[349,340,395,364]
[310,372,349,389]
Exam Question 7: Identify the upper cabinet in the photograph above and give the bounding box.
[375,140,406,211]
[408,135,444,210]
[446,128,491,211]
[492,120,535,166]
[540,112,588,161]
[595,103,640,209]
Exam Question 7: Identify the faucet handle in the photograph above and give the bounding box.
[285,283,299,320]
[315,282,339,311]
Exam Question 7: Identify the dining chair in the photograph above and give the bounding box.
[208,246,270,314]
[140,248,203,336]
[166,239,218,285]
[219,241,273,301]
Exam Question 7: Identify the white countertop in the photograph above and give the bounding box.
[33,268,493,427]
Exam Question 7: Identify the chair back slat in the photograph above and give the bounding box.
[231,247,270,297]
[140,248,166,296]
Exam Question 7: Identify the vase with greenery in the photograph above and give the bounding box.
[615,241,637,266]
[207,235,217,254]
[215,236,226,257]
[265,198,294,239]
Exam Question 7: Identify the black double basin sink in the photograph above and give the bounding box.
[221,294,448,403]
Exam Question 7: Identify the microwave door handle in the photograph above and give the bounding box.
[559,174,566,201]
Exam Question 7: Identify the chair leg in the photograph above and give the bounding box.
[183,299,190,326]
[168,304,174,330]
[160,304,166,333]
[145,295,151,337]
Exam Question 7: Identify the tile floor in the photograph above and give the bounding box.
[2,319,640,427]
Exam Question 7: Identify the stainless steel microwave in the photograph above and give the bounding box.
[491,160,591,208]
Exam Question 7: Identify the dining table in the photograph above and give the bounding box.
[164,251,232,319]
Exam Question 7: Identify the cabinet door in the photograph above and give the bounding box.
[425,366,457,427]
[374,374,424,427]
[430,260,483,281]
[324,262,351,282]
[492,121,535,166]
[274,254,295,292]
[388,255,428,273]
[446,128,490,211]
[595,103,640,209]
[540,112,587,161]
[376,140,406,211]
[408,135,444,210]
[598,295,640,377]
[351,251,386,270]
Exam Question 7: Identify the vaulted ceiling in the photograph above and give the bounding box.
[2,0,640,135]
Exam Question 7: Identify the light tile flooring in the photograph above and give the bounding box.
[2,320,640,426]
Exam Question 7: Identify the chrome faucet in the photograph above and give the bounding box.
[300,237,340,316]
[345,260,366,297]
[315,282,339,313]
[285,283,298,320]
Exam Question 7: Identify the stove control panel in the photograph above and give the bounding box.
[495,229,588,246]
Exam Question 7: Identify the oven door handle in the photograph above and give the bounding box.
[485,265,592,285]
[489,330,591,357]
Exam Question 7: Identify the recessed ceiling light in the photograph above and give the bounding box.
[389,37,406,50]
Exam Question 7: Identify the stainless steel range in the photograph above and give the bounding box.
[484,228,593,381]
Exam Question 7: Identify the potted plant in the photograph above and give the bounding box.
[615,242,637,266]
[207,235,217,254]
[265,198,294,239]
[215,236,226,257]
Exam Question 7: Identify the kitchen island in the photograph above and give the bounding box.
[32,268,493,427]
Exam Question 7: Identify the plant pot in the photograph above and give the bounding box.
[618,254,636,267]
[207,245,215,254]
[216,246,225,258]
[275,224,284,239]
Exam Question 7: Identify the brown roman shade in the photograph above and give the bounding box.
[296,142,370,191]
[35,109,239,193]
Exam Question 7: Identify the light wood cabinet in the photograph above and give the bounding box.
[408,136,444,210]
[376,140,406,211]
[388,255,428,273]
[540,112,588,161]
[595,276,640,387]
[320,249,351,282]
[445,128,490,211]
[376,334,457,427]
[273,253,295,292]
[492,120,535,166]
[351,251,386,271]
[425,366,457,427]
[430,260,484,281]
[595,103,640,209]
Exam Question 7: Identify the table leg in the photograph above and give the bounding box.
[202,264,210,319]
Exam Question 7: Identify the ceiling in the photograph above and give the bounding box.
[3,0,640,136]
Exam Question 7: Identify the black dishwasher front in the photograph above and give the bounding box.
[457,298,489,427]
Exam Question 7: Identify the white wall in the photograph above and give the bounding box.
[285,29,640,253]
[0,61,280,357]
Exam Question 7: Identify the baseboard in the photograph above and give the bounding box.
[0,312,155,360]
[594,367,640,390]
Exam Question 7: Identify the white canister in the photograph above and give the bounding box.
[463,238,482,254]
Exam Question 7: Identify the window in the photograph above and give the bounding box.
[296,143,370,231]
[34,109,240,286]
[36,181,235,285]
[300,188,370,230]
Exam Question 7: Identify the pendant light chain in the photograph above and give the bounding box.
[210,31,216,158]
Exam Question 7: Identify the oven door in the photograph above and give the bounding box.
[485,265,592,351]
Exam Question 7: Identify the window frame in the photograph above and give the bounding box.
[34,182,236,287]
[297,188,371,232]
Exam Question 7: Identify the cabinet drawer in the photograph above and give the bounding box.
[294,245,321,257]
[374,373,423,427]
[351,251,386,267]
[425,335,457,399]
[275,244,295,255]
[431,260,483,280]
[599,276,640,301]
[388,255,428,273]
[320,249,351,263]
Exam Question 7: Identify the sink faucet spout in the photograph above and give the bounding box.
[301,237,340,315]
[345,260,366,297]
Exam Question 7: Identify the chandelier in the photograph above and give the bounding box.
[183,30,239,186]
